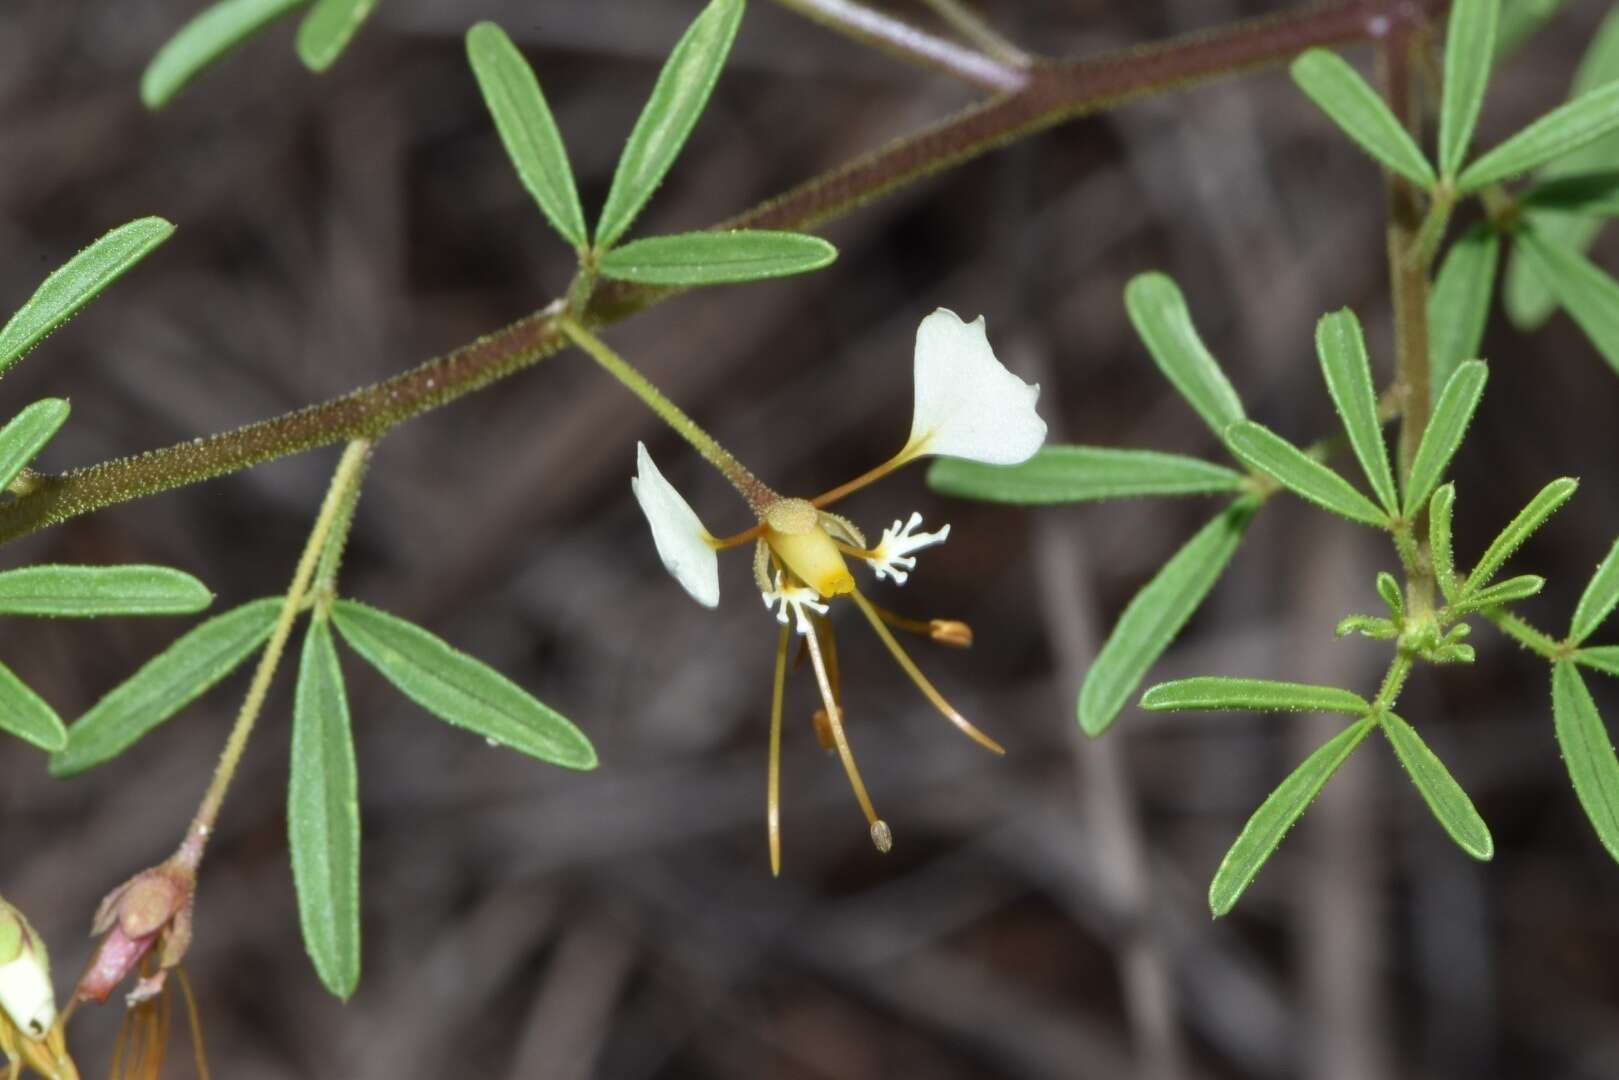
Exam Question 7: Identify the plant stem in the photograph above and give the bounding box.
[1482,609,1566,661]
[557,317,778,515]
[1373,651,1414,709]
[0,0,1446,547]
[174,439,373,872]
[769,0,1027,91]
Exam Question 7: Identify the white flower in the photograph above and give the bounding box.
[864,512,950,585]
[630,442,720,608]
[761,571,829,633]
[0,909,54,1042]
[906,308,1047,465]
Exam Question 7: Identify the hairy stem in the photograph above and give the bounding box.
[1482,609,1566,661]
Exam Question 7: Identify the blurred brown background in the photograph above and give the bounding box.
[2,1,1618,1077]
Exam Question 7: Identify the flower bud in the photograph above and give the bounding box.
[77,861,194,1006]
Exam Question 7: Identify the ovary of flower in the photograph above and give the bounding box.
[904,308,1047,466]
[631,441,721,608]
[865,512,950,585]
[762,572,829,634]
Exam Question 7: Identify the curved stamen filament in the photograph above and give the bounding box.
[768,624,790,878]
[849,588,1005,755]
[802,616,891,853]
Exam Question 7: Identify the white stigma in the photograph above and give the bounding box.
[761,572,830,634]
[865,512,950,585]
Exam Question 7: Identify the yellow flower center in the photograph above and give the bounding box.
[763,498,854,598]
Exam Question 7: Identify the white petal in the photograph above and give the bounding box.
[630,442,720,608]
[0,948,54,1041]
[907,309,1047,465]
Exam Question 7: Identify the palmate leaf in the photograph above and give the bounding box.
[595,231,836,286]
[1316,310,1396,514]
[0,219,174,375]
[1403,360,1487,517]
[1429,225,1499,398]
[1439,0,1499,179]
[1459,81,1619,193]
[1379,712,1493,859]
[466,22,589,251]
[1571,536,1619,645]
[0,660,67,753]
[1123,273,1246,450]
[1463,477,1577,596]
[296,0,377,73]
[0,400,68,493]
[1210,714,1376,916]
[50,598,280,777]
[0,565,212,617]
[595,0,745,250]
[1290,50,1436,189]
[1079,498,1258,736]
[330,600,596,768]
[1517,231,1619,377]
[289,616,361,999]
[142,0,307,110]
[1552,661,1619,862]
[1141,678,1368,715]
[1226,421,1387,526]
[928,446,1243,504]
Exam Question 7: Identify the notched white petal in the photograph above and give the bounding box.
[907,308,1047,465]
[864,511,950,585]
[631,442,720,608]
[761,572,829,634]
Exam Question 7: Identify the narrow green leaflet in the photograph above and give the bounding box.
[1140,678,1368,715]
[1429,225,1499,397]
[141,0,307,110]
[289,617,361,999]
[1518,231,1619,376]
[0,399,68,492]
[927,445,1242,504]
[1431,484,1458,598]
[1403,360,1487,517]
[1571,537,1619,644]
[330,600,596,768]
[1210,714,1376,916]
[0,565,212,618]
[296,0,376,72]
[1290,50,1436,189]
[1495,0,1571,58]
[466,22,588,250]
[0,660,66,753]
[1465,477,1577,594]
[1439,0,1499,178]
[1448,574,1546,616]
[1552,661,1619,862]
[50,598,279,777]
[595,0,745,250]
[595,231,836,286]
[1522,170,1619,215]
[1376,571,1405,621]
[1079,498,1258,736]
[1459,82,1619,193]
[1379,712,1494,859]
[0,218,174,374]
[1123,273,1245,448]
[1577,646,1619,677]
[1226,421,1387,526]
[1316,310,1396,513]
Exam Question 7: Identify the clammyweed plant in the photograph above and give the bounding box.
[2,0,1619,1074]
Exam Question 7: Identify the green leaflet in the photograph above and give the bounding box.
[1522,170,1619,215]
[1464,477,1577,595]
[1123,273,1246,449]
[330,600,596,769]
[1210,714,1376,917]
[1379,712,1494,859]
[927,445,1242,505]
[0,660,67,753]
[50,598,280,777]
[1403,360,1487,517]
[1552,661,1619,863]
[1459,81,1619,193]
[1577,646,1619,677]
[289,616,361,999]
[1448,574,1545,617]
[1078,498,1258,736]
[466,22,589,250]
[142,0,308,110]
[1518,231,1619,377]
[296,0,377,72]
[1431,484,1458,600]
[1429,225,1499,398]
[0,219,174,375]
[1226,421,1387,527]
[0,565,212,618]
[1495,0,1571,58]
[1439,0,1499,178]
[1140,677,1369,715]
[0,400,69,492]
[595,230,836,286]
[1290,50,1436,189]
[1316,309,1397,514]
[1376,571,1405,621]
[595,0,745,250]
[1571,537,1619,645]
